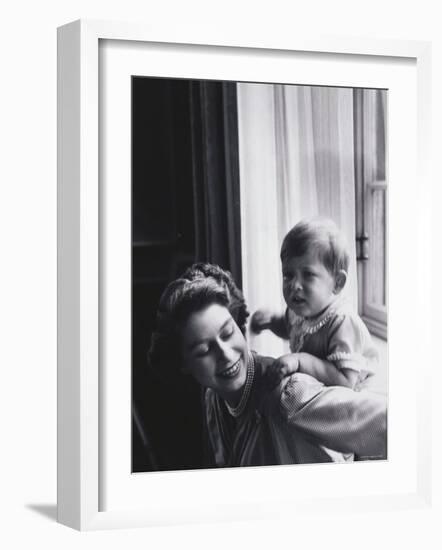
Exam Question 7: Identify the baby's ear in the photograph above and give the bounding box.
[334,270,347,294]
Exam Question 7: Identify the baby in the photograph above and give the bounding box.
[251,218,378,389]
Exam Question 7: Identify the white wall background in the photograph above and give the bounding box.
[1,1,441,548]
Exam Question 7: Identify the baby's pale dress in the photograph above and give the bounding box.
[286,295,379,390]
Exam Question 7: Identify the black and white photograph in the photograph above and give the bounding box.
[131,77,388,473]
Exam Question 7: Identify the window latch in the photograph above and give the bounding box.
[356,233,369,261]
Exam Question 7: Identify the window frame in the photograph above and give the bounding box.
[354,88,388,340]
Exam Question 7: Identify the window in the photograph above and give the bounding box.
[354,88,388,339]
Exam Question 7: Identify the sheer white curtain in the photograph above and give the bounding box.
[237,83,358,357]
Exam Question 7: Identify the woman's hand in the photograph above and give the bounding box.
[266,353,300,388]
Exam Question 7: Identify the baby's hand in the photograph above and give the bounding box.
[266,354,300,388]
[250,308,275,334]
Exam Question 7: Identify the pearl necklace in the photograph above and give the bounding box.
[226,353,255,418]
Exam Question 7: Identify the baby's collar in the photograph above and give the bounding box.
[292,294,347,334]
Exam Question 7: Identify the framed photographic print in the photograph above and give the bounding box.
[57,19,432,530]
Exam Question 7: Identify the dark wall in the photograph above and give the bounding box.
[132,77,242,472]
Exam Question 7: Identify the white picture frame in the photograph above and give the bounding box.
[57,19,432,531]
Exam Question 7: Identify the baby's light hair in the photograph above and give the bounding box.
[281,218,349,276]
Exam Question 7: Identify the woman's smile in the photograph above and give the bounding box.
[217,357,241,379]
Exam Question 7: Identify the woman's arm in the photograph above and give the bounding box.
[275,372,387,458]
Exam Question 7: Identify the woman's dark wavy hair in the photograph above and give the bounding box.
[148,263,249,380]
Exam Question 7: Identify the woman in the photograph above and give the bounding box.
[149,263,387,467]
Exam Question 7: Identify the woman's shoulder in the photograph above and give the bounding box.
[250,353,322,402]
[251,352,275,377]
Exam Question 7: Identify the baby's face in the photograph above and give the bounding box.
[282,252,337,319]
